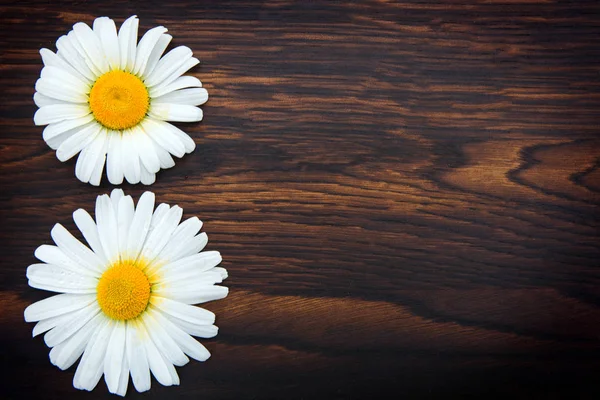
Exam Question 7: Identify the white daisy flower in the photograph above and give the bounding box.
[33,16,208,186]
[24,189,228,396]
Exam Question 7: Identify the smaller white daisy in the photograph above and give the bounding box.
[34,16,208,185]
[24,189,228,396]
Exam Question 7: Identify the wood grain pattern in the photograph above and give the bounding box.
[1,0,600,398]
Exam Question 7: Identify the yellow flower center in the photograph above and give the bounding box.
[96,261,151,320]
[89,70,149,130]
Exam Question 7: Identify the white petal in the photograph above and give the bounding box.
[141,312,188,366]
[34,92,68,108]
[44,302,100,348]
[75,130,107,184]
[118,15,138,72]
[150,297,215,325]
[34,104,90,126]
[145,47,197,88]
[142,34,172,77]
[88,136,108,186]
[154,270,224,291]
[39,108,87,137]
[167,217,202,245]
[51,223,105,274]
[163,122,196,153]
[140,163,156,185]
[150,203,170,230]
[106,132,124,185]
[40,47,92,84]
[104,321,126,394]
[50,313,105,370]
[27,263,98,294]
[95,194,120,264]
[157,285,228,305]
[143,326,176,386]
[73,318,113,391]
[148,57,199,91]
[24,293,96,322]
[115,348,129,396]
[141,206,182,261]
[213,266,228,280]
[126,320,151,393]
[150,251,221,281]
[93,17,120,70]
[154,217,202,261]
[133,26,167,76]
[161,312,218,338]
[117,195,135,257]
[161,353,180,385]
[126,191,155,260]
[110,188,125,209]
[154,88,208,106]
[34,244,99,278]
[35,78,88,103]
[56,35,96,81]
[73,209,107,264]
[149,103,203,123]
[149,75,202,98]
[122,130,141,184]
[43,115,95,150]
[158,232,208,263]
[150,135,176,169]
[40,65,88,90]
[158,217,202,261]
[33,310,78,337]
[46,127,84,151]
[74,147,90,183]
[184,233,211,259]
[134,126,161,174]
[28,279,89,294]
[144,46,192,86]
[72,22,109,74]
[141,118,186,158]
[150,309,211,361]
[66,30,102,78]
[56,122,102,162]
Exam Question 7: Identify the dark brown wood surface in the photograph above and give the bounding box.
[1,0,600,398]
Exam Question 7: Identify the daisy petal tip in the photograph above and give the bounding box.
[72,208,86,220]
[141,191,156,202]
[108,174,124,186]
[110,188,125,198]
[32,110,45,126]
[50,222,63,235]
[72,21,89,31]
[39,48,51,60]
[23,308,33,323]
[33,244,48,260]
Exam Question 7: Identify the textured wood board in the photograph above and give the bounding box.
[1,1,600,398]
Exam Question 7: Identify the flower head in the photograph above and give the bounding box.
[24,189,228,396]
[34,16,208,185]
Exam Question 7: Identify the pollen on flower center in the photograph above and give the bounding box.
[97,260,151,320]
[89,70,149,130]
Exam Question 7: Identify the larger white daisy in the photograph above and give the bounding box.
[33,16,208,186]
[24,189,228,396]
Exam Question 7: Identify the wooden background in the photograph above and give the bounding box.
[1,0,600,398]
